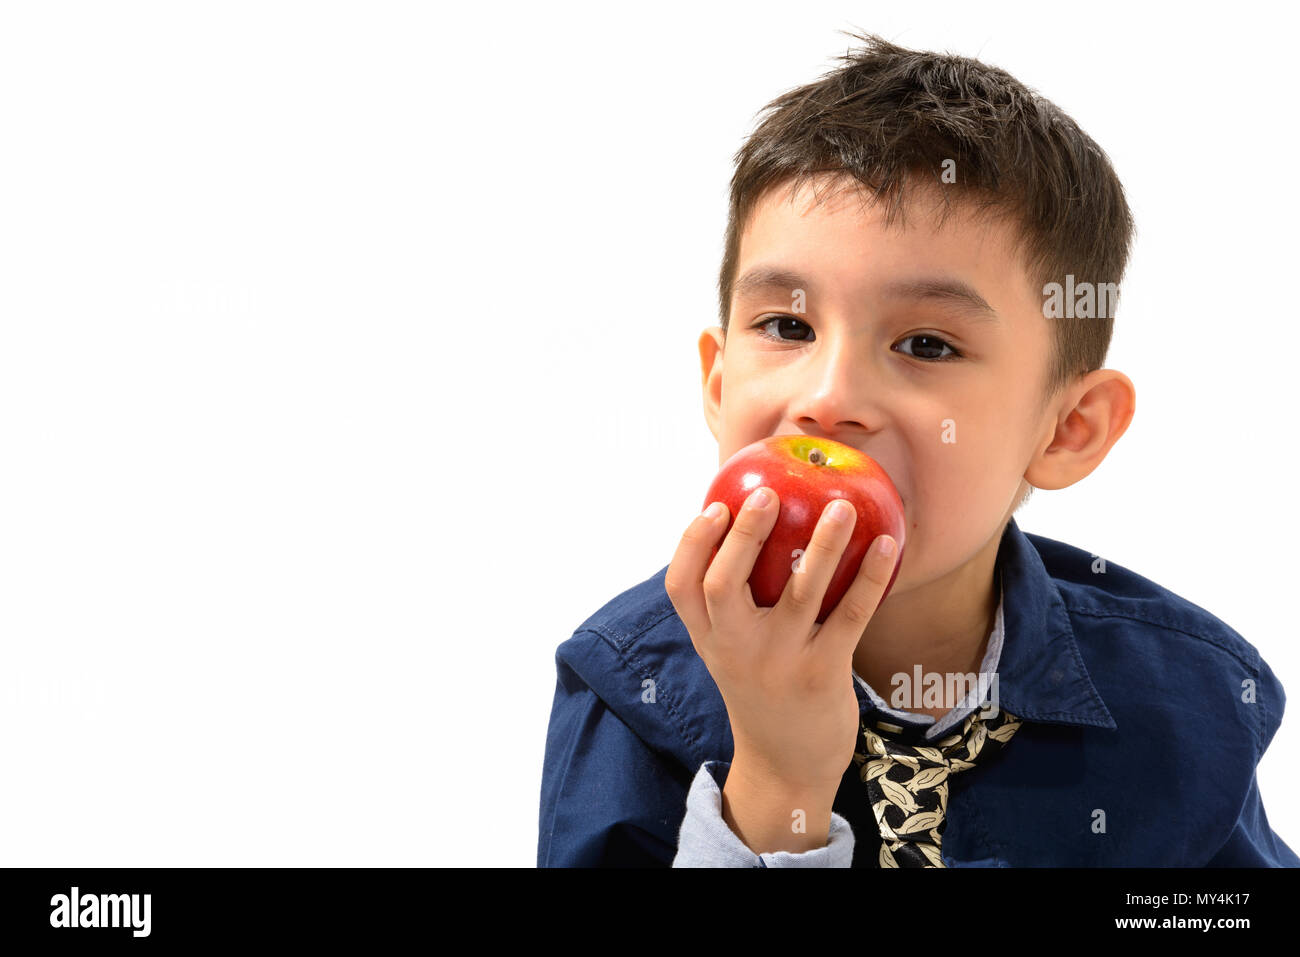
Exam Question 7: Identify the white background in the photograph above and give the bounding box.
[1,1,1296,866]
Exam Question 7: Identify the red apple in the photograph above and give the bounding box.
[702,435,906,623]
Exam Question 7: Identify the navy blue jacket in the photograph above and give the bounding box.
[538,518,1298,866]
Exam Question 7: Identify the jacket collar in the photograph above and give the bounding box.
[985,517,1116,730]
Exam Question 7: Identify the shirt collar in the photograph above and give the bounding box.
[854,576,1007,740]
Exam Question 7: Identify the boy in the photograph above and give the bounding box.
[537,32,1298,867]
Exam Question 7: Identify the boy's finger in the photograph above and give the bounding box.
[815,534,900,658]
[700,487,779,622]
[663,502,731,639]
[770,499,856,635]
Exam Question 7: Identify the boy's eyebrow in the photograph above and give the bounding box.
[733,265,1000,323]
[733,267,814,302]
[881,276,999,323]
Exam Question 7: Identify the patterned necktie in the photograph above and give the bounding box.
[851,707,1022,867]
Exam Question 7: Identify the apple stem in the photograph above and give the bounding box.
[809,447,826,466]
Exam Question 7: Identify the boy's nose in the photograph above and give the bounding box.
[789,339,886,433]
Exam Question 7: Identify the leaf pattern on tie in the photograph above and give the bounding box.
[872,800,901,842]
[861,726,888,755]
[918,842,945,867]
[907,766,949,793]
[965,722,987,762]
[889,751,921,770]
[988,721,1019,743]
[897,809,944,834]
[860,760,890,783]
[879,777,921,814]
[854,708,1023,867]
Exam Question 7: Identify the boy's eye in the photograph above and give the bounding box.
[751,315,814,342]
[894,334,960,362]
[749,315,962,362]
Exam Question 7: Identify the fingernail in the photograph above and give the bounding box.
[748,488,770,509]
[874,535,897,558]
[828,500,852,523]
[702,502,724,520]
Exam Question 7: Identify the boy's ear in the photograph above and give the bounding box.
[1024,369,1136,492]
[699,326,726,442]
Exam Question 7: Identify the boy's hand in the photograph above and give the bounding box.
[665,486,900,800]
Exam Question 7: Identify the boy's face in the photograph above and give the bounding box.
[700,174,1061,598]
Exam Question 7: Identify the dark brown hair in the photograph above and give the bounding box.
[718,30,1135,402]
